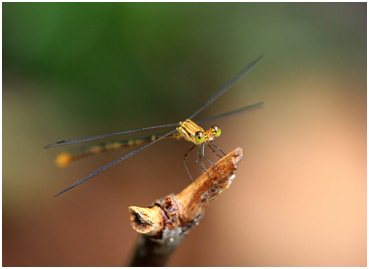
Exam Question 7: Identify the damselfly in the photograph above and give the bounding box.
[46,56,264,196]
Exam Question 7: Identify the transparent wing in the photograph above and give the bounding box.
[54,129,177,197]
[45,122,179,149]
[195,102,264,124]
[188,55,264,120]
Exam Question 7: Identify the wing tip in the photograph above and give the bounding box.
[45,140,67,149]
[54,191,63,197]
[253,55,265,66]
[54,184,75,197]
[54,188,70,197]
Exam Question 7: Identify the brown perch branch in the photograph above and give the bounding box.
[128,147,243,266]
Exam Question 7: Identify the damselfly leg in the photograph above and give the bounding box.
[183,145,197,181]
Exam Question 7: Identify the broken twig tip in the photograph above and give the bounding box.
[128,147,244,266]
[129,206,163,236]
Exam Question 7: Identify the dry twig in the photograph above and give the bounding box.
[128,147,243,266]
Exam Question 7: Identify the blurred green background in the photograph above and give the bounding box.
[3,3,366,266]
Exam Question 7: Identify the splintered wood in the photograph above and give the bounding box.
[128,147,243,266]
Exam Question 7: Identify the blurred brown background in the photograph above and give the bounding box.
[3,2,366,266]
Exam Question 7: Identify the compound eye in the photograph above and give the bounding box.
[211,125,221,137]
[195,131,205,144]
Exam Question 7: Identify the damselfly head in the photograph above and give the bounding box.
[195,131,205,144]
[210,125,221,138]
[195,125,222,144]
